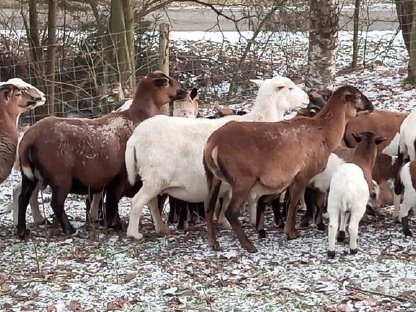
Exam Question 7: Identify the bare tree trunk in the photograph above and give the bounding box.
[306,0,340,90]
[23,0,47,118]
[109,0,131,90]
[47,0,57,115]
[395,0,415,83]
[351,0,360,70]
[121,0,136,92]
[159,23,170,116]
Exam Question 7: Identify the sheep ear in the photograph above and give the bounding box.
[0,84,14,101]
[319,89,333,101]
[345,94,358,102]
[0,83,14,92]
[250,79,264,87]
[351,132,361,143]
[153,78,169,87]
[375,137,387,145]
[190,87,198,99]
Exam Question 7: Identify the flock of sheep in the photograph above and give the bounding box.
[0,71,414,259]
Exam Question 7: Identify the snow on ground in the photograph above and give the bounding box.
[1,30,416,311]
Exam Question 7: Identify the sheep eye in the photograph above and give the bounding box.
[15,93,22,96]
[288,87,294,91]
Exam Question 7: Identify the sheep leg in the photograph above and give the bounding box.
[225,180,257,253]
[50,185,75,235]
[168,196,178,224]
[89,192,103,223]
[217,192,232,229]
[105,185,124,230]
[17,175,39,239]
[393,193,402,222]
[247,194,257,225]
[177,199,188,230]
[205,176,222,251]
[29,182,47,225]
[301,187,315,227]
[348,210,364,254]
[148,197,170,234]
[256,195,267,238]
[127,183,162,241]
[271,197,284,228]
[400,197,414,237]
[284,181,307,240]
[327,203,339,259]
[314,190,327,231]
[337,211,347,243]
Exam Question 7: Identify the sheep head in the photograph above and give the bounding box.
[329,85,374,118]
[251,76,310,113]
[138,71,187,108]
[0,79,46,119]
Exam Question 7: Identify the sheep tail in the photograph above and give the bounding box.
[19,144,37,181]
[125,141,137,186]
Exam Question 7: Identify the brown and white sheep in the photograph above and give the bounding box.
[203,85,374,252]
[0,79,45,184]
[16,71,187,238]
[327,132,386,258]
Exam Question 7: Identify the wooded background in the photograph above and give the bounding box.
[0,0,413,122]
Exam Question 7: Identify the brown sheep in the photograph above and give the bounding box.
[17,71,187,238]
[203,85,374,252]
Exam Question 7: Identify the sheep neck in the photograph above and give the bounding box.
[352,147,376,191]
[315,98,352,150]
[0,109,19,137]
[0,134,17,183]
[126,96,162,124]
[249,94,285,121]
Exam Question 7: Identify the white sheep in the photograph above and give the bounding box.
[327,132,385,258]
[125,76,310,240]
[398,109,416,163]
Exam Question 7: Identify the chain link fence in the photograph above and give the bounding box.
[0,1,404,125]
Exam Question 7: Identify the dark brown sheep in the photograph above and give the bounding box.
[203,85,374,252]
[17,71,187,238]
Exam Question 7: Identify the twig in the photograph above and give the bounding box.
[345,284,416,304]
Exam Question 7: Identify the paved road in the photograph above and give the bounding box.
[151,5,399,31]
[0,5,399,32]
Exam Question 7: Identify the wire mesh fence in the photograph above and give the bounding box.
[0,1,407,125]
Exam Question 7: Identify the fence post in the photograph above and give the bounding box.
[158,23,171,115]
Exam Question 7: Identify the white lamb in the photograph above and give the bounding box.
[327,132,385,259]
[125,76,310,240]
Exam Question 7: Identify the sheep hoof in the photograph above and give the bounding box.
[350,248,358,255]
[258,229,267,239]
[403,229,413,237]
[317,223,326,231]
[246,245,258,253]
[109,222,123,232]
[300,218,310,228]
[16,228,30,240]
[128,232,144,242]
[208,240,221,251]
[277,220,285,229]
[37,218,52,226]
[327,250,335,259]
[285,231,299,240]
[337,231,346,243]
